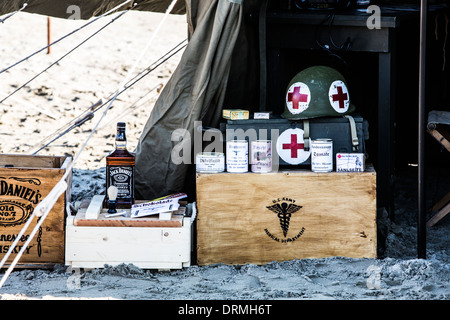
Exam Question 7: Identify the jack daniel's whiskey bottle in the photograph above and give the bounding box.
[106,122,135,208]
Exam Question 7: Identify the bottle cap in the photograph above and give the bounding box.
[117,122,126,128]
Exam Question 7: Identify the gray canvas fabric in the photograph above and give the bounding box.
[134,0,244,199]
[1,0,259,200]
[0,0,185,19]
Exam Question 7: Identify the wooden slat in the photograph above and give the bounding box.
[428,125,450,152]
[73,208,183,227]
[427,124,450,226]
[0,154,65,168]
[430,191,450,212]
[85,195,104,219]
[427,202,450,227]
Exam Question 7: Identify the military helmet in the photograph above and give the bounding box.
[282,65,355,119]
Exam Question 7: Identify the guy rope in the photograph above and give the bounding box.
[26,38,187,155]
[0,2,29,24]
[0,2,136,105]
[0,0,133,75]
[0,0,179,288]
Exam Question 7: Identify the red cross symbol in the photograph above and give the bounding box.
[287,86,308,110]
[282,134,304,158]
[332,86,348,109]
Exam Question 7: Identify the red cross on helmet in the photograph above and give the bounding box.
[282,66,355,119]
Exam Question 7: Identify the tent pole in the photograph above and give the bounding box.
[418,0,427,259]
[47,17,51,54]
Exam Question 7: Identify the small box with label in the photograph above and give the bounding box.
[253,111,272,120]
[336,153,365,172]
[222,109,249,120]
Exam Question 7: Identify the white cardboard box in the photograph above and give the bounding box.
[336,153,365,172]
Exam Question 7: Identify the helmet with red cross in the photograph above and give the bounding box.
[282,65,355,119]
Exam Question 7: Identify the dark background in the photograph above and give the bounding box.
[237,0,450,171]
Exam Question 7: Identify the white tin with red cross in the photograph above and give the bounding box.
[276,128,311,165]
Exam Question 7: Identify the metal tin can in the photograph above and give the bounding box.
[196,152,225,173]
[311,138,333,172]
[250,140,272,173]
[226,140,248,173]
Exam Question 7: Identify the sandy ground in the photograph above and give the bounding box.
[0,9,186,167]
[0,11,449,302]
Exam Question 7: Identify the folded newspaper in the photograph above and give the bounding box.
[130,193,187,218]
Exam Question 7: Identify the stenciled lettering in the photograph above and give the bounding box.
[109,167,132,176]
[264,227,305,243]
[0,233,29,242]
[0,180,42,204]
[0,244,33,254]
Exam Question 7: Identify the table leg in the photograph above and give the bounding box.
[378,51,396,219]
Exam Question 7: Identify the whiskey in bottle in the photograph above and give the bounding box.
[106,122,135,208]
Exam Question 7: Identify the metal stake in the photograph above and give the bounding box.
[418,0,427,259]
[47,17,51,54]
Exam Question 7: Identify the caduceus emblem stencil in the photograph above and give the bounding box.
[266,202,302,237]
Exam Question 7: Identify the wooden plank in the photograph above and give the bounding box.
[0,154,64,168]
[427,202,450,227]
[428,126,450,152]
[85,195,104,219]
[430,191,450,212]
[73,208,183,227]
[67,261,186,270]
[196,168,377,265]
[426,124,450,227]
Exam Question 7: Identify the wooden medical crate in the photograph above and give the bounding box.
[65,199,194,269]
[0,154,72,268]
[196,167,377,265]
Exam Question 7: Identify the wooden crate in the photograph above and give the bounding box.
[65,200,193,269]
[196,167,377,265]
[0,154,72,268]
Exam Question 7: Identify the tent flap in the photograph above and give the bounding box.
[134,0,244,200]
[0,0,186,19]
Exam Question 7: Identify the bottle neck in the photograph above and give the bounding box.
[115,140,127,150]
[115,129,127,150]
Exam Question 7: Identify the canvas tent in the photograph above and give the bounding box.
[1,0,261,200]
[0,1,433,259]
[0,0,186,18]
[133,0,259,200]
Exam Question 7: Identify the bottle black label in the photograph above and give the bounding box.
[107,165,134,200]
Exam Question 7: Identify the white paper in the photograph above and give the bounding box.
[130,193,187,218]
[131,198,179,218]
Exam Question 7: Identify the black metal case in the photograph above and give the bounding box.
[224,114,369,166]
